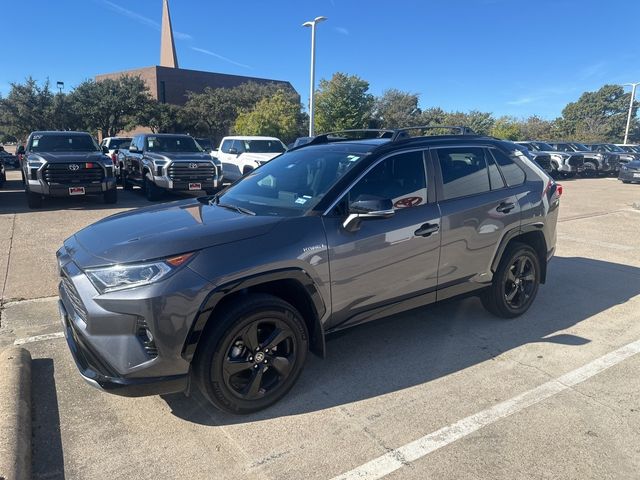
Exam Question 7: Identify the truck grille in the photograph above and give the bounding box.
[533,154,552,172]
[61,274,88,322]
[43,163,105,184]
[168,162,217,181]
[567,155,584,167]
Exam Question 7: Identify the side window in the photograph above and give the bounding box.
[233,140,246,153]
[490,149,526,186]
[487,153,506,190]
[436,147,491,200]
[348,151,428,210]
[220,140,232,153]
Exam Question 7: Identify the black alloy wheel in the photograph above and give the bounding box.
[195,294,308,414]
[481,242,540,318]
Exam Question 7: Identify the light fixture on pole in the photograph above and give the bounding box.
[303,16,327,137]
[56,81,64,94]
[623,82,640,144]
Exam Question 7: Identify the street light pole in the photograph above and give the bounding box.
[303,16,327,137]
[623,82,639,145]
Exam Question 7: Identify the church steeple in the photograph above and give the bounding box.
[160,0,179,68]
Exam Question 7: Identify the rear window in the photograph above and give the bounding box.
[242,140,286,154]
[146,136,202,153]
[490,149,526,186]
[108,138,132,149]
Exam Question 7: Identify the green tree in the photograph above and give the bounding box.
[373,89,421,128]
[70,76,152,137]
[182,87,237,139]
[0,77,54,140]
[491,116,522,140]
[518,115,557,141]
[234,90,303,142]
[557,84,637,142]
[314,73,374,133]
[139,102,184,133]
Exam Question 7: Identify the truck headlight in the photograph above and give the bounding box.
[86,253,194,293]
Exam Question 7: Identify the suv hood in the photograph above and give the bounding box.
[31,151,110,164]
[66,199,282,268]
[147,152,213,162]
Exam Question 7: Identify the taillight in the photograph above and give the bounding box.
[556,184,563,196]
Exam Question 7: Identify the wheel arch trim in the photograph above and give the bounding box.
[491,223,548,282]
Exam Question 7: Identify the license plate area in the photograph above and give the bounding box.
[69,187,85,195]
[189,183,201,191]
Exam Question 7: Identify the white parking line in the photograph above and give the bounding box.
[330,338,640,480]
[13,331,65,345]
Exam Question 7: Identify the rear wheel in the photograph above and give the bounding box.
[122,173,133,191]
[194,294,308,414]
[143,176,163,201]
[103,188,117,204]
[481,242,540,318]
[583,161,597,177]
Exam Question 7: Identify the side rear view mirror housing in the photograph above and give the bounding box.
[343,197,394,231]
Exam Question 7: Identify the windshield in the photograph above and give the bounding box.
[196,138,213,150]
[146,136,202,153]
[601,144,624,152]
[570,143,590,151]
[108,138,132,149]
[216,146,370,217]
[242,139,286,154]
[29,134,100,152]
[529,142,554,151]
[619,145,639,153]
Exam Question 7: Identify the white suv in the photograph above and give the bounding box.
[216,136,287,182]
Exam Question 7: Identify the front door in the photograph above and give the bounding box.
[323,150,442,331]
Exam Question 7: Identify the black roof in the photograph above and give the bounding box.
[30,131,92,136]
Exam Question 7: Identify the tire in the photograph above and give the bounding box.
[26,188,43,209]
[122,174,133,191]
[582,161,597,177]
[481,242,540,318]
[621,180,631,184]
[103,188,118,204]
[205,188,218,196]
[242,166,254,176]
[194,293,309,414]
[143,175,162,201]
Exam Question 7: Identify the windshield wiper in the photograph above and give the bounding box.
[213,197,256,216]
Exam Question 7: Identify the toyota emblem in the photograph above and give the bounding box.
[188,163,198,169]
[68,164,80,171]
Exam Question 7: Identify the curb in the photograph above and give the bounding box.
[0,347,32,480]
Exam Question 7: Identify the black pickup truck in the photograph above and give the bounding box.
[20,131,117,209]
[120,133,222,201]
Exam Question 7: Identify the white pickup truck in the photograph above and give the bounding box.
[215,136,287,182]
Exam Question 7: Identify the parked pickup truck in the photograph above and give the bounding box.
[20,131,117,209]
[216,136,287,182]
[548,142,618,176]
[101,136,132,178]
[515,141,584,178]
[120,133,222,201]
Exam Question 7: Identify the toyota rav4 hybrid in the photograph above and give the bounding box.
[515,141,584,178]
[57,127,561,414]
[120,133,222,201]
[21,131,118,209]
[549,141,619,176]
[216,136,287,182]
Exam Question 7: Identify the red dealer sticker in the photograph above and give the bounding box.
[394,196,423,208]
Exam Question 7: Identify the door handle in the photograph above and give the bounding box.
[415,223,440,237]
[496,201,515,213]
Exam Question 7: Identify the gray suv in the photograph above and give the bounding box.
[57,128,561,414]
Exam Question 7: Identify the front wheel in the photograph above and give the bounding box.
[194,294,309,414]
[104,188,118,204]
[481,243,540,318]
[26,188,43,209]
[143,176,163,201]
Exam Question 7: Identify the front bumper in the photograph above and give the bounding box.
[557,164,584,173]
[57,244,214,397]
[153,175,219,191]
[28,177,117,196]
[618,169,640,182]
[59,300,188,397]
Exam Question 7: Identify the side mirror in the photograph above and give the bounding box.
[343,197,394,231]
[228,147,238,155]
[17,146,25,155]
[128,145,139,153]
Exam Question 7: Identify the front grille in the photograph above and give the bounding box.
[533,154,552,171]
[43,163,105,185]
[606,155,619,168]
[167,162,217,181]
[568,154,584,167]
[61,274,88,322]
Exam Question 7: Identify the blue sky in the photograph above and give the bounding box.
[2,0,639,119]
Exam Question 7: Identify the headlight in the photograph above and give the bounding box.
[85,253,194,293]
[28,158,46,169]
[550,154,564,161]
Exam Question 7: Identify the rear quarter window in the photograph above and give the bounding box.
[490,148,526,186]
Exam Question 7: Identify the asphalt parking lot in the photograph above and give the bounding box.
[1,169,640,480]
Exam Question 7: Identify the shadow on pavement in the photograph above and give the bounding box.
[163,255,640,425]
[31,358,65,480]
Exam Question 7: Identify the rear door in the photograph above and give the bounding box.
[433,145,523,299]
[323,149,441,330]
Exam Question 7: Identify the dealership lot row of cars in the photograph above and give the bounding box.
[1,130,639,209]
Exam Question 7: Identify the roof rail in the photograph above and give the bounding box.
[390,125,476,141]
[301,125,477,148]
